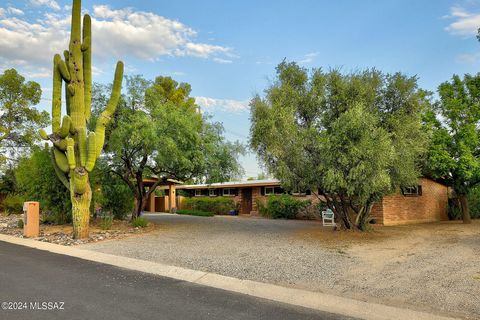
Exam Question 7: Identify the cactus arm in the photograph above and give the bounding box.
[53,148,70,173]
[105,62,124,115]
[66,138,76,170]
[78,128,87,166]
[59,115,72,138]
[52,55,63,133]
[95,61,124,157]
[39,129,49,140]
[85,132,96,172]
[72,169,88,194]
[64,50,71,115]
[83,14,92,122]
[50,148,70,190]
[68,84,75,96]
[53,139,67,151]
[71,0,82,42]
[55,54,71,82]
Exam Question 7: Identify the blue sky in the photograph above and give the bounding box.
[1,0,480,178]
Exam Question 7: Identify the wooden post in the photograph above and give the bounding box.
[168,183,176,212]
[23,202,39,238]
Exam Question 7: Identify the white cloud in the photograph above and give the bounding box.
[24,67,50,78]
[0,4,235,70]
[456,52,480,64]
[213,57,233,64]
[91,5,233,61]
[195,96,250,113]
[30,0,61,11]
[445,6,480,36]
[299,52,319,64]
[7,7,24,16]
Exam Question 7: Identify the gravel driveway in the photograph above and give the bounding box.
[82,214,480,319]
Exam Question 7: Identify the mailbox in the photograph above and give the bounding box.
[23,202,39,237]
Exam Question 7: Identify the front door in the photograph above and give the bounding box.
[242,188,252,214]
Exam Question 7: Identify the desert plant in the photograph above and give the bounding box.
[184,196,236,215]
[1,194,25,214]
[131,217,148,228]
[100,215,113,230]
[39,0,124,238]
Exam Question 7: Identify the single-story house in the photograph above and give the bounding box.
[146,177,448,226]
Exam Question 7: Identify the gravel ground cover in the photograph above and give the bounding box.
[0,214,158,245]
[81,214,480,319]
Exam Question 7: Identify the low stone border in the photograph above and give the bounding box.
[0,234,459,320]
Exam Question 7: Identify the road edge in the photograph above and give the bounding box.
[0,234,460,320]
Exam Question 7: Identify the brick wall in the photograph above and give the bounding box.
[380,178,448,226]
[370,199,384,225]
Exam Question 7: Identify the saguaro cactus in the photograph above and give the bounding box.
[40,0,124,239]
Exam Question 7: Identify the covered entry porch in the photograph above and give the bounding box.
[143,178,182,213]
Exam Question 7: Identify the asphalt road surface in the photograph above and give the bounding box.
[0,241,356,320]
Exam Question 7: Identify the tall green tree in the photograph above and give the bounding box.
[96,75,244,219]
[424,74,480,224]
[250,61,428,230]
[0,69,48,167]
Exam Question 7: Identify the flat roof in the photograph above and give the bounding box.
[158,179,281,190]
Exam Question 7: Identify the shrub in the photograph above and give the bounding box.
[177,209,214,217]
[92,160,134,220]
[184,197,236,215]
[256,199,269,217]
[17,219,24,228]
[262,195,310,219]
[15,146,71,223]
[467,187,480,219]
[131,216,148,228]
[100,215,113,230]
[2,194,25,214]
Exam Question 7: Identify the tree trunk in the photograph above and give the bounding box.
[71,184,92,239]
[355,202,373,231]
[458,194,472,224]
[131,195,148,220]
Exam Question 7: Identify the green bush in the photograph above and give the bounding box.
[15,146,71,224]
[261,195,310,219]
[2,194,25,214]
[92,160,134,220]
[17,218,24,228]
[177,209,214,217]
[467,187,480,219]
[131,216,148,228]
[184,197,236,215]
[100,215,113,230]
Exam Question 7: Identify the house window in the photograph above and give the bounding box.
[265,186,284,195]
[223,188,236,196]
[402,185,422,197]
[209,189,216,197]
[265,187,275,196]
[195,189,202,197]
[292,192,307,196]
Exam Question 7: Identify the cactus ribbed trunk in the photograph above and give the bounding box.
[71,184,92,239]
[40,0,124,239]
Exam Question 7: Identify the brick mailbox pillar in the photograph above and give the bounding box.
[23,202,40,238]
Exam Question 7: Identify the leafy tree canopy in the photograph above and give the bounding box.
[0,69,48,167]
[424,73,480,223]
[250,61,429,230]
[94,75,245,218]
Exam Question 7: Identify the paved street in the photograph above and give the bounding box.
[0,241,355,320]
